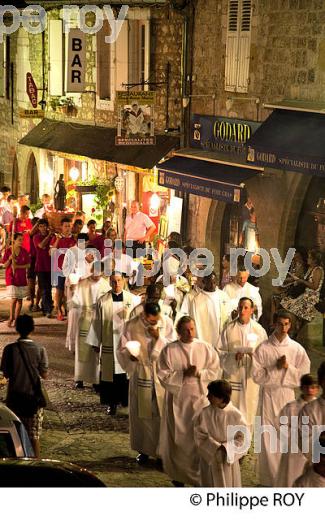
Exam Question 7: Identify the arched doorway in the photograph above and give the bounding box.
[26,153,39,204]
[12,155,19,196]
[295,176,325,254]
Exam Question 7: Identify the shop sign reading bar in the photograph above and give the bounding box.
[191,114,261,156]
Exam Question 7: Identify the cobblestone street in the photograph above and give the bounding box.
[0,274,324,487]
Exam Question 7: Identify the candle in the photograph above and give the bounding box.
[125,341,141,358]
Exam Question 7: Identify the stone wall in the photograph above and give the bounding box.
[187,0,325,317]
[0,4,183,191]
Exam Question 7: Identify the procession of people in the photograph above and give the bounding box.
[0,188,325,488]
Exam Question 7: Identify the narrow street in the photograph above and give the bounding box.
[1,271,324,487]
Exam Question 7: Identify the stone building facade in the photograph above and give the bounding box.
[0,2,183,197]
[185,0,325,320]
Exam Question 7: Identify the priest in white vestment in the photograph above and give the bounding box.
[223,269,262,320]
[181,271,230,353]
[252,310,311,486]
[157,316,220,486]
[86,272,140,414]
[72,271,110,387]
[130,282,173,320]
[64,235,96,353]
[275,373,319,487]
[218,297,267,428]
[194,380,249,487]
[298,361,325,462]
[117,302,175,463]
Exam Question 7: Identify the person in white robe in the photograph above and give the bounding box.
[218,297,268,428]
[275,373,319,487]
[86,272,141,414]
[223,269,262,320]
[72,268,111,387]
[182,271,230,354]
[64,233,96,353]
[294,432,325,487]
[117,302,175,463]
[130,282,173,320]
[157,316,220,486]
[194,379,250,487]
[252,310,311,486]
[298,361,325,462]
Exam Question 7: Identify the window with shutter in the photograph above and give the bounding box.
[96,8,150,109]
[225,0,252,93]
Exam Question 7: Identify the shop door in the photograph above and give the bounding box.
[295,176,325,254]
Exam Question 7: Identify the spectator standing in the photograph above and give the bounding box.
[33,219,54,318]
[1,232,31,326]
[124,201,156,258]
[0,315,49,457]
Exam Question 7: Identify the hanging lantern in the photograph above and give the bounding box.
[114,175,125,192]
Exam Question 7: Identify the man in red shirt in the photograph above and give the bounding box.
[10,205,33,252]
[50,217,76,320]
[34,218,55,318]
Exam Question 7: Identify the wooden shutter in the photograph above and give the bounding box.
[115,19,129,91]
[225,0,239,92]
[97,20,111,99]
[236,0,252,93]
[225,0,251,93]
[48,19,63,96]
[0,41,4,97]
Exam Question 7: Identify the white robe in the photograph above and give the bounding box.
[157,338,220,485]
[294,465,325,487]
[223,281,263,320]
[117,314,175,458]
[72,277,111,384]
[275,397,313,487]
[218,319,268,427]
[194,402,249,487]
[252,333,311,486]
[298,397,325,461]
[86,290,141,380]
[185,289,230,352]
[130,299,173,321]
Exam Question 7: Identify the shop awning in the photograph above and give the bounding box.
[157,156,257,203]
[246,109,325,176]
[19,119,179,170]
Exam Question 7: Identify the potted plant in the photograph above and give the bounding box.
[58,96,77,116]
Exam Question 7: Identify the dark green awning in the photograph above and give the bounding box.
[19,119,179,170]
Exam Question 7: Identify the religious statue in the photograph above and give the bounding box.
[54,174,67,211]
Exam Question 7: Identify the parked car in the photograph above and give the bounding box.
[0,404,106,487]
[0,458,106,487]
[0,403,34,457]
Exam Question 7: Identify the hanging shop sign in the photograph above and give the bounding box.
[19,108,45,119]
[26,73,38,108]
[67,29,86,93]
[158,170,242,204]
[190,114,261,156]
[116,91,156,145]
